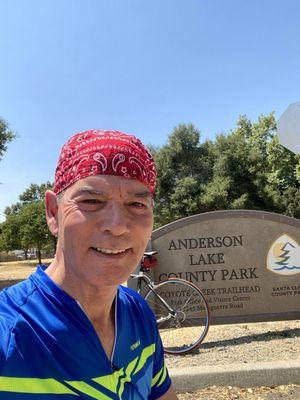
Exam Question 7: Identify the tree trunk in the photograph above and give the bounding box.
[37,248,42,265]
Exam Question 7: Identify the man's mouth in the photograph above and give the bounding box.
[91,247,129,256]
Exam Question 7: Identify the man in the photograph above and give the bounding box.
[0,130,178,399]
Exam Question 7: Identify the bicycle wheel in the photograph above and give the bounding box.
[145,278,210,355]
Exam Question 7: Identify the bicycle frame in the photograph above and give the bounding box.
[130,273,175,320]
[131,252,210,355]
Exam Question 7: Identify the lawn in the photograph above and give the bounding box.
[0,259,53,280]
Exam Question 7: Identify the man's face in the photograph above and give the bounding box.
[50,175,154,288]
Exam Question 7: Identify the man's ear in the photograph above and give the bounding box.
[45,190,59,237]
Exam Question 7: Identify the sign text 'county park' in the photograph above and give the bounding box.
[150,210,300,325]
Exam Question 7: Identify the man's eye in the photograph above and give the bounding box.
[130,201,145,207]
[79,199,105,210]
[82,199,102,204]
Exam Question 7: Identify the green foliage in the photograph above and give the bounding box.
[153,124,215,227]
[0,182,54,260]
[153,114,300,227]
[19,182,52,204]
[4,203,22,217]
[0,228,5,252]
[0,117,15,162]
[0,213,21,252]
[18,201,50,252]
[200,114,276,211]
[277,187,300,219]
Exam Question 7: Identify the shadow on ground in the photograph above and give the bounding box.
[199,328,300,350]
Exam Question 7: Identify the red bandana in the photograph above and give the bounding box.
[53,130,157,196]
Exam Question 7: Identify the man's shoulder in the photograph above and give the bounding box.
[118,285,156,321]
[0,277,37,325]
[0,278,37,372]
[0,276,36,301]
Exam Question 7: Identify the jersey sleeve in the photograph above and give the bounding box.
[0,289,19,375]
[149,324,172,400]
[0,315,11,374]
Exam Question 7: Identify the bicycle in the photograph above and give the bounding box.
[130,251,210,355]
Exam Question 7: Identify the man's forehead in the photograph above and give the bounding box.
[70,175,151,196]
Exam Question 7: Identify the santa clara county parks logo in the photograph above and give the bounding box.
[267,234,300,276]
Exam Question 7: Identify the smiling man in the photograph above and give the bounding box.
[0,130,178,399]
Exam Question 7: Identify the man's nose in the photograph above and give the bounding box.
[99,203,130,236]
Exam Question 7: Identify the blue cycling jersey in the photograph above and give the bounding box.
[0,266,171,399]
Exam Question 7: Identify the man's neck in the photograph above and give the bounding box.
[45,259,117,325]
[45,259,117,359]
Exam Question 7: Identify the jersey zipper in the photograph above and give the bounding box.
[110,294,118,370]
[75,291,118,371]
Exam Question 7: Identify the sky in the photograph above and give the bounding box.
[1,0,300,221]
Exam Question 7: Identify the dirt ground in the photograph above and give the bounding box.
[178,385,300,399]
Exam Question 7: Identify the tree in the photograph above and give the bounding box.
[0,213,22,254]
[202,114,277,211]
[4,203,22,217]
[19,182,52,204]
[0,117,15,162]
[0,225,5,253]
[0,182,55,261]
[153,124,214,227]
[152,113,300,227]
[265,135,300,217]
[18,201,50,264]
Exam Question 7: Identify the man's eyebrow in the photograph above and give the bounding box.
[73,187,105,196]
[129,190,151,198]
[73,186,151,198]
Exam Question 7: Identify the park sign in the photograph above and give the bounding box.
[150,210,300,325]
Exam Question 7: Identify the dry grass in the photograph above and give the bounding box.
[0,259,53,280]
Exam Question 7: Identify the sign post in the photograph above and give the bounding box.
[278,101,300,154]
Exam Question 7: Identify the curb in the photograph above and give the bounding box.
[169,360,300,392]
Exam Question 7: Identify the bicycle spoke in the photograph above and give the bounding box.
[145,278,210,355]
[145,296,172,313]
[178,293,194,310]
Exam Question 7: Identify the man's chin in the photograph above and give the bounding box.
[80,261,136,287]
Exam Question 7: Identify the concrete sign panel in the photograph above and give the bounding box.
[151,210,300,324]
